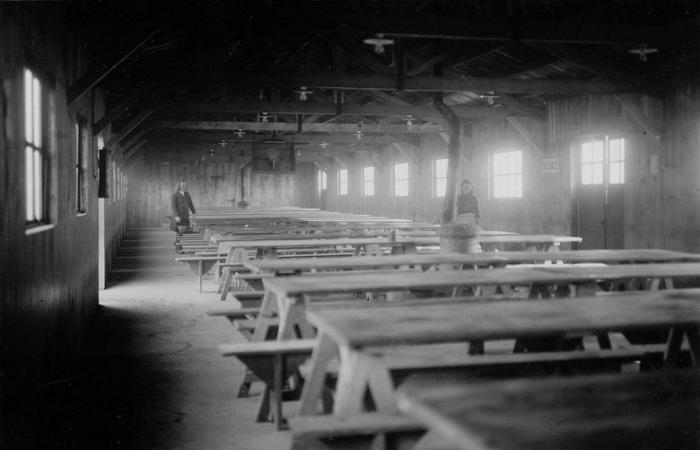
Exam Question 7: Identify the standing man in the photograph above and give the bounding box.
[171,180,196,241]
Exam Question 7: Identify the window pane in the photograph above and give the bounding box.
[435,158,447,177]
[34,149,42,220]
[493,151,522,198]
[33,78,41,147]
[592,141,604,162]
[25,146,34,221]
[592,162,604,184]
[24,70,33,144]
[609,162,625,184]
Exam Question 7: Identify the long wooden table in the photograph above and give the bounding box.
[396,369,700,450]
[244,249,700,275]
[300,290,700,417]
[258,262,700,341]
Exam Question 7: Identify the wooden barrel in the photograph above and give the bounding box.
[440,223,481,253]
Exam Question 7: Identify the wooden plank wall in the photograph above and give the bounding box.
[127,159,297,227]
[0,4,128,408]
[323,91,700,251]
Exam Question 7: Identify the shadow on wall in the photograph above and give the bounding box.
[1,305,182,450]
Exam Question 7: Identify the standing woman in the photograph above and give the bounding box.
[455,178,480,226]
[171,180,197,237]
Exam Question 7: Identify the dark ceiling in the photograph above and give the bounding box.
[66,0,700,161]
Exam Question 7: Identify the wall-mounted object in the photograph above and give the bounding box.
[251,141,295,173]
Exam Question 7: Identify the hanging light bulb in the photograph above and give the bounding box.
[209,148,215,157]
[257,112,270,123]
[319,141,329,149]
[355,121,364,140]
[403,115,414,129]
[295,86,313,101]
[363,34,394,54]
[628,43,658,62]
[234,129,245,138]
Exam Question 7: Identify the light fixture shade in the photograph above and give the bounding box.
[363,34,394,54]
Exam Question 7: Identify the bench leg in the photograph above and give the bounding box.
[256,387,271,423]
[237,370,255,397]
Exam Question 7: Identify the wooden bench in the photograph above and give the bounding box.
[231,290,266,308]
[174,255,226,292]
[219,339,317,429]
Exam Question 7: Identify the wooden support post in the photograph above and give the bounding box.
[433,94,461,224]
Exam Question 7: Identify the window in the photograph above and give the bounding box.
[393,162,409,197]
[24,69,49,224]
[608,138,625,184]
[75,118,88,213]
[581,140,604,185]
[317,169,327,194]
[337,168,348,196]
[434,158,448,197]
[111,161,117,202]
[493,150,523,198]
[362,166,375,196]
[580,137,625,185]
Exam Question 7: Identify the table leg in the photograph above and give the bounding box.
[333,350,396,417]
[199,260,203,293]
[298,333,338,415]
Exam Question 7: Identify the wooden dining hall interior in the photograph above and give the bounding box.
[2,1,700,449]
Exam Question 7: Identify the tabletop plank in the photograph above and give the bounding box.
[396,370,700,450]
[245,249,700,273]
[305,289,700,347]
[262,262,700,297]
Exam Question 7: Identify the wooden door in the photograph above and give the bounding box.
[572,137,625,249]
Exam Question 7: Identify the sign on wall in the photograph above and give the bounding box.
[542,158,560,174]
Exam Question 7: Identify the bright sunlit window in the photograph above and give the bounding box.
[581,140,605,185]
[337,168,348,196]
[434,158,448,197]
[608,138,625,184]
[362,166,375,196]
[493,150,522,198]
[24,69,46,223]
[317,169,327,194]
[393,162,409,197]
[581,137,625,185]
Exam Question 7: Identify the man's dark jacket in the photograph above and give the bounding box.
[171,191,196,229]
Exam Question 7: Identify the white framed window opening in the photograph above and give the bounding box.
[393,162,409,197]
[580,137,625,185]
[337,168,348,196]
[317,169,327,195]
[24,69,48,224]
[434,158,448,197]
[492,150,523,198]
[362,166,375,196]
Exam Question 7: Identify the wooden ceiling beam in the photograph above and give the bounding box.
[144,132,418,146]
[156,100,507,120]
[104,110,153,150]
[346,15,677,46]
[67,29,159,106]
[152,120,444,134]
[225,73,639,95]
[93,93,139,136]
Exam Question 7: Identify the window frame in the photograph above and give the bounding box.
[74,116,89,214]
[23,68,51,227]
[492,150,523,199]
[392,162,409,197]
[579,136,625,186]
[362,165,375,197]
[337,168,348,196]
[434,157,448,198]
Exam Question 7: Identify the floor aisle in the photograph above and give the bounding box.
[11,228,291,450]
